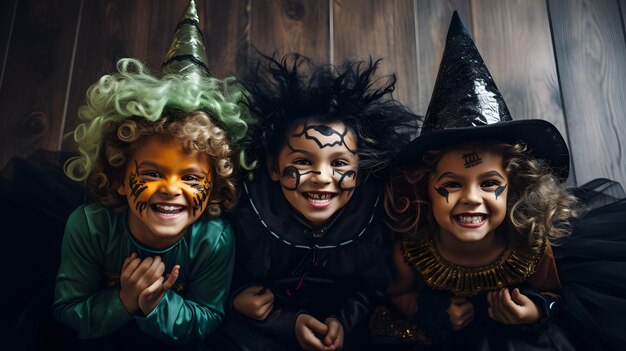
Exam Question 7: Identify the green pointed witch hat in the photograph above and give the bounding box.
[161,0,211,77]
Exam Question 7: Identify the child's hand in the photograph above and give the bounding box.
[138,264,180,315]
[119,253,166,313]
[295,313,334,350]
[487,287,540,324]
[321,317,344,350]
[447,296,474,331]
[232,285,274,320]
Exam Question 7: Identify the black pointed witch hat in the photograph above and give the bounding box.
[161,0,211,78]
[396,11,569,180]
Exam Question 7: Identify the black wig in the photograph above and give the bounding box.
[243,52,419,177]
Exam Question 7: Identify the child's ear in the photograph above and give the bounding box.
[116,182,125,195]
[266,155,281,181]
[269,169,280,181]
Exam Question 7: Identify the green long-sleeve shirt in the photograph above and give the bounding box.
[52,203,234,344]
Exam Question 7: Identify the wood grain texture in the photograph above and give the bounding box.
[0,0,81,167]
[61,0,155,151]
[250,0,330,63]
[549,0,626,186]
[0,0,18,89]
[206,0,250,78]
[146,1,191,69]
[471,0,567,139]
[622,0,626,37]
[414,0,471,116]
[333,0,419,117]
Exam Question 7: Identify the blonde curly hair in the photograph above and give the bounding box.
[385,141,583,247]
[85,112,239,217]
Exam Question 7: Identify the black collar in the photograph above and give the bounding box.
[243,169,383,249]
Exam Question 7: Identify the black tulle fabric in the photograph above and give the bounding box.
[554,179,626,351]
[0,151,85,349]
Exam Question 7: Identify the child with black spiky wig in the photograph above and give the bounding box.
[213,52,418,351]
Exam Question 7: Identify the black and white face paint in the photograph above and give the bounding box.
[277,122,359,192]
[271,121,360,227]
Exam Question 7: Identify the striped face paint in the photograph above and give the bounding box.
[118,136,212,248]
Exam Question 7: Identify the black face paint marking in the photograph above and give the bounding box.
[136,201,147,214]
[462,150,483,168]
[191,174,211,216]
[334,169,357,191]
[280,166,300,191]
[128,160,149,215]
[279,166,320,191]
[495,184,507,200]
[290,123,357,154]
[434,186,449,203]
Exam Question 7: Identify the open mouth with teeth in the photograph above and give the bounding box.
[456,214,486,226]
[303,192,336,206]
[151,203,185,217]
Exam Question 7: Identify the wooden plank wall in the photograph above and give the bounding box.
[1,0,625,187]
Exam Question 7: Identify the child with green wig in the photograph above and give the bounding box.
[52,1,256,348]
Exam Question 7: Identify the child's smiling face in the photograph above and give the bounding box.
[270,121,359,227]
[427,146,509,244]
[117,136,212,248]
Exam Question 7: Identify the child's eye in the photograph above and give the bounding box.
[481,180,500,188]
[331,160,348,167]
[293,159,311,166]
[142,171,161,178]
[182,175,201,182]
[442,182,462,189]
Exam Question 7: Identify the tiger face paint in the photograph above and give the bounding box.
[117,136,212,248]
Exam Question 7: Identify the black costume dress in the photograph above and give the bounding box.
[213,169,392,351]
[370,235,576,351]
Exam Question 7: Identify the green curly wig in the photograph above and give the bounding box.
[65,58,256,182]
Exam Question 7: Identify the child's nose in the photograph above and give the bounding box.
[461,186,482,205]
[311,165,333,184]
[160,178,183,196]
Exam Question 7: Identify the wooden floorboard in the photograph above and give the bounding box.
[549,0,626,186]
[0,0,81,166]
[250,0,330,64]
[333,0,420,116]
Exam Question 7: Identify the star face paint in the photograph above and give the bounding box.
[428,147,508,244]
[270,121,359,227]
[117,136,212,248]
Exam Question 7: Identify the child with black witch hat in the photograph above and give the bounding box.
[370,11,588,350]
